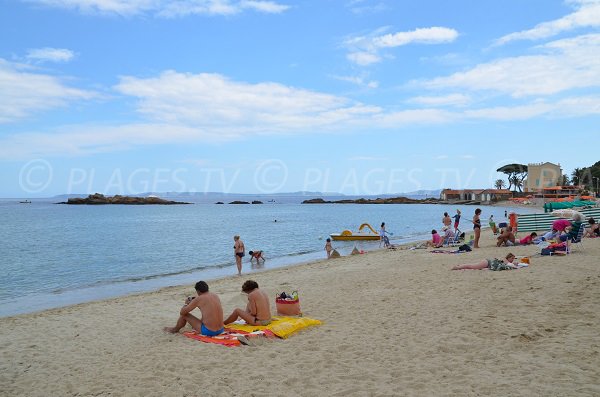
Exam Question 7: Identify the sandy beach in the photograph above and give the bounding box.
[1,231,599,396]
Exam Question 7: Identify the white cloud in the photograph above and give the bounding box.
[240,0,289,13]
[2,68,598,159]
[463,96,600,120]
[346,0,387,15]
[26,47,75,63]
[114,70,382,133]
[373,27,458,47]
[29,0,290,16]
[344,26,459,66]
[407,94,471,107]
[346,52,381,66]
[332,74,379,88]
[0,59,96,124]
[421,34,600,97]
[495,0,600,45]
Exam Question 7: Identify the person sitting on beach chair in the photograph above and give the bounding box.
[164,281,224,336]
[441,227,454,245]
[224,280,272,326]
[248,250,265,264]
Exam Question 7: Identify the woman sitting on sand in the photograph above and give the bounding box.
[451,253,518,271]
[426,229,443,248]
[583,217,599,238]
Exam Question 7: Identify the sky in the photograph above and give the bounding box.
[1,0,599,197]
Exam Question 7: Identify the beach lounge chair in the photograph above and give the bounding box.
[566,223,585,254]
[444,230,461,247]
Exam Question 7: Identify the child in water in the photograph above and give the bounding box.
[324,238,333,259]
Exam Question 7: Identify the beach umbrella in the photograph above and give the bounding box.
[550,209,584,218]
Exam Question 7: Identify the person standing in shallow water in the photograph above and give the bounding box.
[452,209,461,232]
[233,235,245,276]
[473,208,482,249]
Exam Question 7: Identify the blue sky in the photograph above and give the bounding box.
[1,0,599,197]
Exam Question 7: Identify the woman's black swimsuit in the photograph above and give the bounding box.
[473,219,481,230]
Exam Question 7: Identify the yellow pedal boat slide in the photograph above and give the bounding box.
[330,223,380,241]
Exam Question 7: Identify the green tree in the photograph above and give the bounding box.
[494,179,506,190]
[497,164,527,192]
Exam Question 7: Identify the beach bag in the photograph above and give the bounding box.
[276,291,301,316]
[458,244,472,252]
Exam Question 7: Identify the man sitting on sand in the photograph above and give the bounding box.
[164,280,224,336]
[224,280,272,326]
[496,226,516,247]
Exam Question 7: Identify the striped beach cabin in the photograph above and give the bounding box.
[516,207,600,234]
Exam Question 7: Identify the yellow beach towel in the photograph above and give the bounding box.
[227,316,321,339]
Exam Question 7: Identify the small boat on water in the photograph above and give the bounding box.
[19,200,32,204]
[330,223,380,241]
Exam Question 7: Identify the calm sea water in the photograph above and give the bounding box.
[0,198,536,317]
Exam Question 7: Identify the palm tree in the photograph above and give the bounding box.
[510,175,523,192]
[571,168,582,185]
[494,179,506,190]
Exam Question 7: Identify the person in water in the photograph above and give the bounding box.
[163,281,224,336]
[452,209,461,232]
[248,250,265,264]
[233,235,245,276]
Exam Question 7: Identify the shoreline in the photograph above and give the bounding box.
[2,231,599,396]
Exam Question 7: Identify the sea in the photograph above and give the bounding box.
[0,196,538,317]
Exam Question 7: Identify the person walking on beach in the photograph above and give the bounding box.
[489,215,497,235]
[379,222,388,247]
[233,235,245,276]
[164,280,224,336]
[325,238,333,258]
[224,280,272,326]
[472,208,482,249]
[452,209,461,232]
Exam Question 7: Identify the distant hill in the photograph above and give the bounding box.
[50,190,442,204]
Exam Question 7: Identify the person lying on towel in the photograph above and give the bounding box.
[224,280,272,326]
[164,280,225,336]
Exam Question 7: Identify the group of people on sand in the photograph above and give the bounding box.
[233,235,265,276]
[164,279,271,341]
[452,211,600,271]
